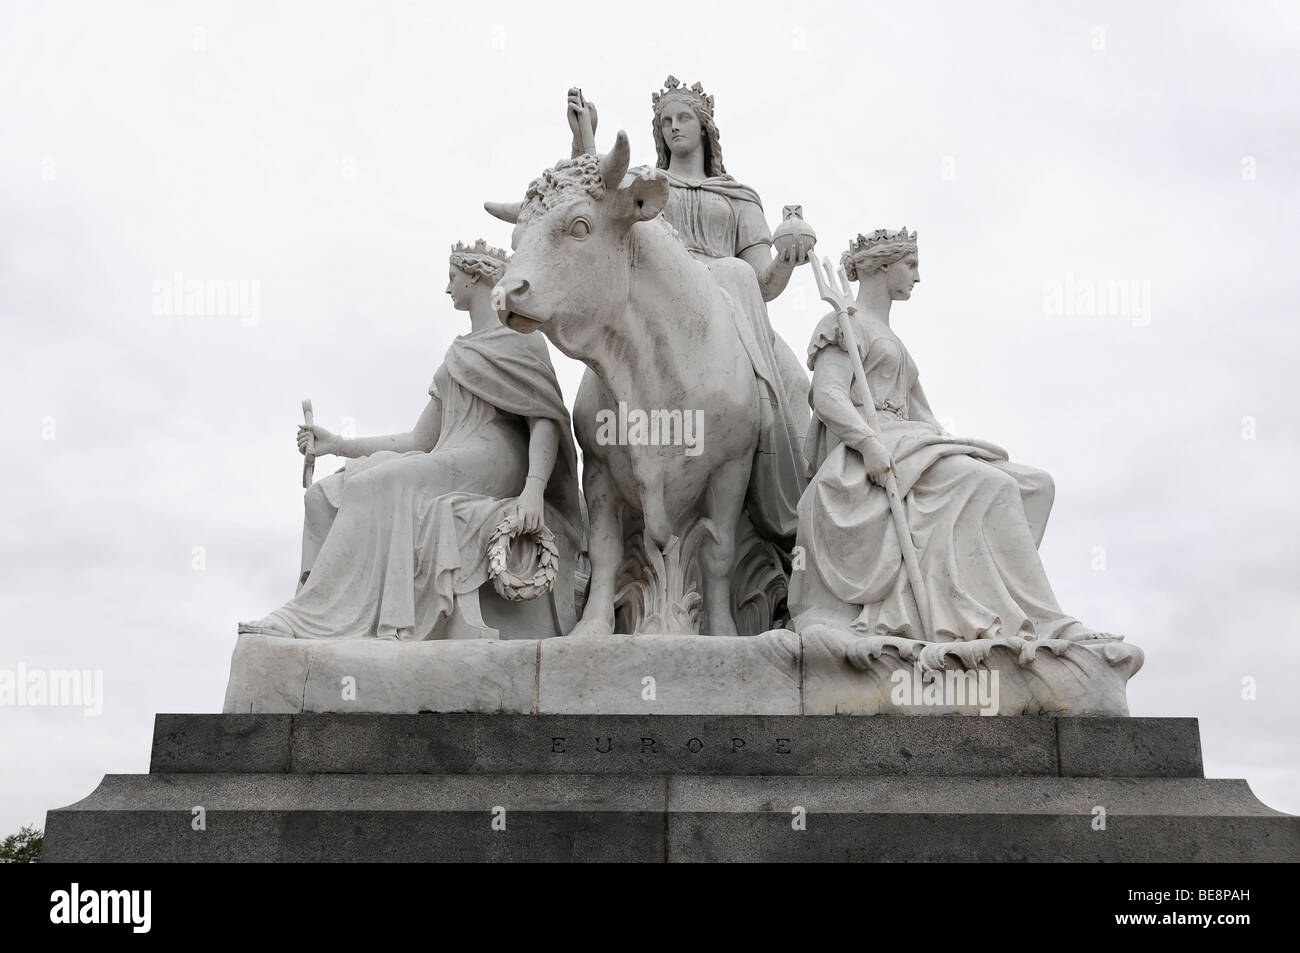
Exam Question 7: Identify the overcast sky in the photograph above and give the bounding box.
[2,0,1298,835]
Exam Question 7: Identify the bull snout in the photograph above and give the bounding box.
[491,277,528,314]
[492,277,547,334]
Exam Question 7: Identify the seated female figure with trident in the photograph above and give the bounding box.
[793,230,1117,644]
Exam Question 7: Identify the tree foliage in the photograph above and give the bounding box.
[0,825,43,863]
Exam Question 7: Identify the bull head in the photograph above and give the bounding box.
[486,131,670,351]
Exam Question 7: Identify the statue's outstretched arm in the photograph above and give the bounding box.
[741,234,812,303]
[567,88,598,158]
[525,417,559,487]
[741,244,789,302]
[514,417,560,533]
[332,395,443,458]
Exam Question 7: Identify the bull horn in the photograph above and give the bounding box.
[483,200,523,224]
[599,130,630,192]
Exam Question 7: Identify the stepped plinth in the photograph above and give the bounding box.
[43,712,1298,862]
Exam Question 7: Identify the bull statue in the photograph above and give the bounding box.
[486,131,800,639]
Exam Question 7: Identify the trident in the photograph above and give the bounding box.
[809,256,934,642]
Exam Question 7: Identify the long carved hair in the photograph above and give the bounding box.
[652,99,727,178]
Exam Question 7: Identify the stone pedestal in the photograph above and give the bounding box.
[222,628,1143,717]
[43,714,1298,862]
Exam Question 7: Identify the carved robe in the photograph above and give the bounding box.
[789,310,1083,642]
[268,326,581,640]
[656,168,810,545]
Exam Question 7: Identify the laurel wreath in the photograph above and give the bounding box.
[487,512,559,602]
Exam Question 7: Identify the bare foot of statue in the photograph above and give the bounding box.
[1057,622,1123,642]
[237,615,295,638]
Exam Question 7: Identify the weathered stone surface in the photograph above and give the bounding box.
[47,713,1292,863]
[223,633,538,715]
[150,713,292,774]
[224,627,1144,717]
[665,775,1259,815]
[536,631,801,715]
[153,713,1102,777]
[799,624,1142,717]
[44,772,1297,863]
[666,804,1298,863]
[663,775,1297,862]
[1057,716,1203,778]
[43,773,666,863]
[225,635,311,713]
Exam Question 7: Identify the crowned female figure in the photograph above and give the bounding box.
[790,228,1115,643]
[239,240,583,641]
[565,78,812,544]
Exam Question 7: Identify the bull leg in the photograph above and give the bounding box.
[700,455,751,638]
[639,469,672,551]
[568,457,622,638]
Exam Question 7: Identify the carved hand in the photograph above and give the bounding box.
[855,435,892,487]
[566,88,597,153]
[777,235,814,268]
[514,480,546,534]
[298,424,339,457]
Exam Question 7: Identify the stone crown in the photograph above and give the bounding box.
[847,227,918,258]
[451,239,509,264]
[652,75,715,118]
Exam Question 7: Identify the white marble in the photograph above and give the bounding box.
[224,626,1141,717]
[224,633,538,714]
[228,82,1142,721]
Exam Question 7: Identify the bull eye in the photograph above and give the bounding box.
[569,218,591,240]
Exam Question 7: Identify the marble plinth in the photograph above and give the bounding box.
[223,627,1142,717]
[42,714,1296,862]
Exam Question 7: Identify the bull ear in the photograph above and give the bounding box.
[599,130,630,192]
[484,200,522,224]
[619,167,670,222]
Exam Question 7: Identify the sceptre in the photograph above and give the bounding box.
[809,256,935,642]
[301,398,315,489]
[569,87,598,156]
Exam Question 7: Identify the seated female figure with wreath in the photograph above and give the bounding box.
[239,240,583,641]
